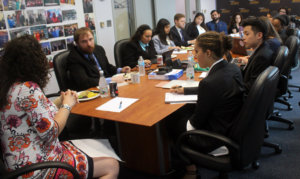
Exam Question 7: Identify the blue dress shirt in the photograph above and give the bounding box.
[206,20,228,35]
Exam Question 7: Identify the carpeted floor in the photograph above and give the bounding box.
[118,66,300,179]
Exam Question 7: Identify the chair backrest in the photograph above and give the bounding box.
[114,39,129,68]
[283,35,300,75]
[287,28,300,38]
[229,66,280,168]
[53,50,71,92]
[273,46,289,71]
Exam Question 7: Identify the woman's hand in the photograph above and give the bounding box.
[238,56,249,64]
[170,85,184,94]
[61,89,78,108]
[169,46,181,50]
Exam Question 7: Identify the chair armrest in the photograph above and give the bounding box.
[4,161,80,179]
[176,129,239,164]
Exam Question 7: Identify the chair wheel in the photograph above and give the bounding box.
[275,112,282,117]
[284,97,288,101]
[288,124,294,130]
[299,102,300,106]
[252,161,260,169]
[275,146,282,154]
[289,94,293,98]
[288,106,293,111]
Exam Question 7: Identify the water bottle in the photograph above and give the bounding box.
[186,61,195,81]
[98,70,109,98]
[138,56,145,76]
[188,51,194,62]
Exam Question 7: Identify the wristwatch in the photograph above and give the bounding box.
[61,104,71,111]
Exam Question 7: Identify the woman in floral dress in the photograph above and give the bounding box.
[0,35,119,179]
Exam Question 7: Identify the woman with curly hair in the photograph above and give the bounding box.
[0,35,119,179]
[228,13,243,34]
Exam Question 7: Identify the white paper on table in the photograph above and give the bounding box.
[96,97,138,112]
[162,80,199,89]
[199,72,208,78]
[173,50,188,54]
[165,92,197,104]
[70,139,122,161]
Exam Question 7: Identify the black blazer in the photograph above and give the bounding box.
[186,22,201,39]
[170,26,191,47]
[122,40,157,68]
[186,60,245,135]
[67,44,118,91]
[242,42,274,93]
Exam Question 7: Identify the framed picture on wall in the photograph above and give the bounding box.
[60,0,74,5]
[62,9,77,21]
[3,0,25,10]
[0,12,6,30]
[25,0,43,7]
[26,9,46,25]
[83,0,93,13]
[0,30,9,48]
[46,9,62,24]
[0,0,3,10]
[47,25,64,38]
[64,23,77,36]
[44,0,60,6]
[84,13,95,30]
[6,11,28,28]
[30,25,48,41]
[41,41,51,55]
[9,27,30,39]
[50,39,66,52]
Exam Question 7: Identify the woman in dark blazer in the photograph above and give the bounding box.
[122,24,157,68]
[228,13,243,34]
[186,12,207,39]
[169,31,244,177]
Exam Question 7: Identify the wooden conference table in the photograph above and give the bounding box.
[71,53,200,175]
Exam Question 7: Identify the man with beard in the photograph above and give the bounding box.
[67,27,131,91]
[206,10,228,34]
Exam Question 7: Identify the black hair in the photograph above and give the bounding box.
[278,7,289,15]
[210,10,219,15]
[153,18,172,45]
[192,12,208,31]
[274,15,290,26]
[131,24,152,42]
[242,17,268,40]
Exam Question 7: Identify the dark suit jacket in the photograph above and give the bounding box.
[186,60,245,135]
[122,40,157,68]
[186,22,199,39]
[242,42,274,93]
[170,26,191,47]
[67,44,118,91]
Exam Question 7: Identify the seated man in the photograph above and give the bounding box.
[206,10,228,35]
[239,17,275,93]
[170,13,195,47]
[67,27,130,91]
[272,15,289,44]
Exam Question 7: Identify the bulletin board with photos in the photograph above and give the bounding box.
[0,0,96,68]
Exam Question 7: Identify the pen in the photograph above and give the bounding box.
[119,101,122,109]
[171,85,182,89]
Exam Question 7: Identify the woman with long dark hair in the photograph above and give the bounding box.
[228,13,243,34]
[152,18,180,54]
[0,35,119,179]
[122,24,157,68]
[186,12,207,39]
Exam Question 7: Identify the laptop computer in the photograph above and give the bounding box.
[231,38,248,56]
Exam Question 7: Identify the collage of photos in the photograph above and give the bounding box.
[25,0,43,7]
[62,9,76,21]
[3,0,26,10]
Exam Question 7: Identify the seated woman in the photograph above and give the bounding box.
[260,16,282,53]
[228,13,243,34]
[122,24,157,68]
[0,35,119,179]
[186,12,207,39]
[152,18,180,54]
[170,31,244,178]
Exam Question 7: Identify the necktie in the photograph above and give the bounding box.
[180,30,185,41]
[88,54,99,69]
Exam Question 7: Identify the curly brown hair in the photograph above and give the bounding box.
[0,35,50,110]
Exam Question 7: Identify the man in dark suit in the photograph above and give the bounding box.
[170,13,195,47]
[67,27,130,91]
[239,17,274,93]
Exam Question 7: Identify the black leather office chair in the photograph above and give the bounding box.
[53,50,72,91]
[114,39,129,68]
[176,66,280,178]
[0,148,80,179]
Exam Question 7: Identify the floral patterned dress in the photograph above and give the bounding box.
[0,81,93,178]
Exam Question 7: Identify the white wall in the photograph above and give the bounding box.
[94,0,116,65]
[134,0,154,28]
[154,0,176,26]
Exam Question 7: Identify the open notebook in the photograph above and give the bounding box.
[165,92,197,104]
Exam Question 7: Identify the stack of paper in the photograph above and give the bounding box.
[162,80,199,89]
[199,72,208,78]
[165,92,197,104]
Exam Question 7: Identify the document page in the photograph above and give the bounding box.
[162,80,199,89]
[70,139,122,161]
[199,72,208,78]
[165,92,197,104]
[96,97,138,112]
